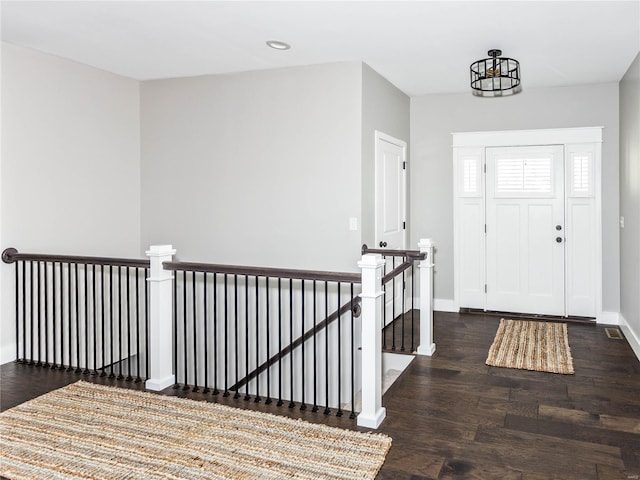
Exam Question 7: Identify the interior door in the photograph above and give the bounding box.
[375,132,407,326]
[485,145,565,316]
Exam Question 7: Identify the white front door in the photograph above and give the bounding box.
[375,132,407,325]
[485,145,565,316]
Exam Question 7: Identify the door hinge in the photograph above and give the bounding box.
[403,161,407,170]
[483,163,486,173]
[484,284,487,293]
[403,221,406,229]
[484,224,487,234]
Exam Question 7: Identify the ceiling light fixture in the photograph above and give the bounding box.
[470,49,521,97]
[266,40,291,51]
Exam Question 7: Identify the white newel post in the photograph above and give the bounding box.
[357,253,386,429]
[145,245,176,391]
[417,238,436,356]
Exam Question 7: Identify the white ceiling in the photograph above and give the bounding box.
[2,1,639,96]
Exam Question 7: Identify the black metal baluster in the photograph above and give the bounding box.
[83,264,90,375]
[288,278,295,409]
[125,266,132,381]
[392,256,396,351]
[67,263,74,372]
[182,270,189,390]
[192,271,199,392]
[213,273,219,395]
[411,263,415,352]
[312,281,318,412]
[172,268,179,389]
[233,274,239,398]
[75,263,81,374]
[382,259,387,350]
[21,261,26,363]
[57,263,64,370]
[300,280,306,411]
[244,275,250,401]
[350,283,356,419]
[145,267,150,380]
[203,272,210,393]
[223,274,229,397]
[265,277,271,404]
[36,261,41,366]
[115,266,122,379]
[135,268,141,382]
[336,282,343,417]
[15,261,20,363]
[101,265,107,377]
[277,278,282,407]
[43,262,50,367]
[109,265,115,378]
[253,275,259,402]
[401,268,406,352]
[323,281,330,415]
[51,262,57,369]
[91,264,97,374]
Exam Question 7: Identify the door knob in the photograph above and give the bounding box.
[556,237,563,243]
[379,241,388,248]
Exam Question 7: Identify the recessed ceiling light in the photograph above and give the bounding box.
[266,40,291,51]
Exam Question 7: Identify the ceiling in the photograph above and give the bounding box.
[2,1,639,96]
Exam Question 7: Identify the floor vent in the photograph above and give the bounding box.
[605,327,623,340]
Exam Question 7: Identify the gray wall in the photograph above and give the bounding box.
[140,63,363,272]
[619,52,640,349]
[0,43,141,363]
[410,83,620,312]
[360,63,410,247]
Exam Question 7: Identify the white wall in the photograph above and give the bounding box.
[619,52,640,358]
[361,63,410,247]
[410,83,620,312]
[0,43,141,363]
[140,62,363,272]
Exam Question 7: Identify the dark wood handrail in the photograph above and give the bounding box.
[2,248,149,268]
[361,244,426,260]
[382,259,415,285]
[163,261,361,284]
[230,295,362,393]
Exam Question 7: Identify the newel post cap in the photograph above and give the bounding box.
[146,245,176,257]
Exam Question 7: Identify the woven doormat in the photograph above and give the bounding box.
[486,319,575,374]
[0,381,391,479]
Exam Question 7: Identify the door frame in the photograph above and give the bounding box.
[374,131,407,251]
[452,127,603,320]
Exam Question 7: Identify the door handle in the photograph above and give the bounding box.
[556,237,563,243]
[379,241,388,248]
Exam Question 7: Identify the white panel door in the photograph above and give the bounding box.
[486,145,565,316]
[375,132,406,325]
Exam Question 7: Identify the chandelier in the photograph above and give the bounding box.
[470,49,521,96]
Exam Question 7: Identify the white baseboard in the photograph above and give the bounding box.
[434,298,458,312]
[597,311,620,325]
[619,314,640,362]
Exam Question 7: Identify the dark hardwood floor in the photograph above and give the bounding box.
[2,312,639,479]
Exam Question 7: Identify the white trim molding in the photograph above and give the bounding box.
[434,298,458,313]
[597,311,620,325]
[619,314,640,362]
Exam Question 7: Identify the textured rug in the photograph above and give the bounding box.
[0,381,391,480]
[486,319,575,374]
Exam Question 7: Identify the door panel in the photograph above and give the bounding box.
[375,133,406,325]
[486,145,564,316]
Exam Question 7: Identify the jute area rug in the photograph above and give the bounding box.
[486,319,575,374]
[0,381,391,480]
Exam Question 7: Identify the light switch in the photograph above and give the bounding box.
[349,217,358,231]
